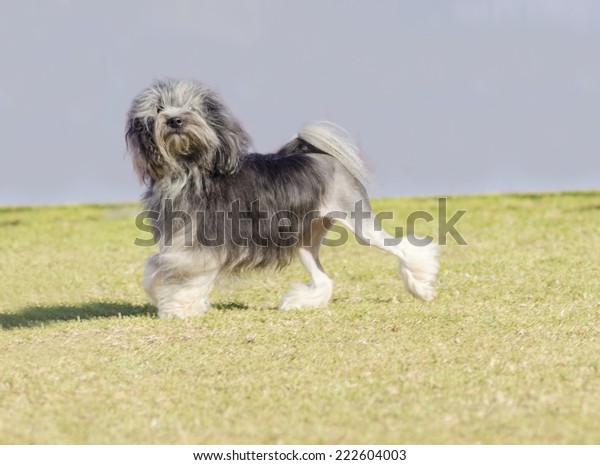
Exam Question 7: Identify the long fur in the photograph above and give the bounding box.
[126,79,439,318]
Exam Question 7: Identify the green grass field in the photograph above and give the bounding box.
[1,192,599,444]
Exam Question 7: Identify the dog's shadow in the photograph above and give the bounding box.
[213,301,249,312]
[1,301,254,329]
[0,302,153,330]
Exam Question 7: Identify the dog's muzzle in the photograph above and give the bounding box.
[167,116,184,129]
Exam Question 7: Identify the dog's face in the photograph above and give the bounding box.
[126,80,250,183]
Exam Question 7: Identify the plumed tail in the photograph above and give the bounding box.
[295,121,371,183]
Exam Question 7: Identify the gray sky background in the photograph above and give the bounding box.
[1,0,598,205]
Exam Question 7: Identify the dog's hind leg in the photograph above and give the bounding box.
[327,197,439,302]
[280,219,333,310]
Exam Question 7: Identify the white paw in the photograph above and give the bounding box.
[157,299,210,319]
[399,238,439,302]
[279,281,333,310]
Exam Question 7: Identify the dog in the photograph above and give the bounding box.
[126,79,439,318]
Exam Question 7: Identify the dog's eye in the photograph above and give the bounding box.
[156,105,164,114]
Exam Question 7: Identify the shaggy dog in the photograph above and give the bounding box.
[126,79,439,318]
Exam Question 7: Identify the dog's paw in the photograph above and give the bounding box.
[157,299,210,319]
[279,282,333,310]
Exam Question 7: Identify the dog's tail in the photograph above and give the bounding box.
[294,121,370,183]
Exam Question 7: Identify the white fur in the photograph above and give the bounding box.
[397,238,440,301]
[334,216,440,302]
[280,281,333,310]
[142,254,160,305]
[152,273,216,319]
[298,121,371,183]
[280,248,333,309]
[143,251,220,319]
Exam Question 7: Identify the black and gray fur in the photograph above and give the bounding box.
[126,79,439,318]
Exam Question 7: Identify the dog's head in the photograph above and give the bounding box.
[126,79,251,183]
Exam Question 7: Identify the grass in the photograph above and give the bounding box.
[0,192,599,444]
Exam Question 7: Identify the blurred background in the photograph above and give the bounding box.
[1,0,598,205]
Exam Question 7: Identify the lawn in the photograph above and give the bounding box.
[0,192,599,444]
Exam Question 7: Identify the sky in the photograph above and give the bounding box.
[0,0,598,205]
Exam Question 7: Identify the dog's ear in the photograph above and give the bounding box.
[204,95,250,175]
[126,117,163,184]
[213,123,247,175]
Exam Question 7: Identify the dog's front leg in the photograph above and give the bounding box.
[143,254,219,319]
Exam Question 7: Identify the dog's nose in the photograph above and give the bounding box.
[167,116,183,129]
